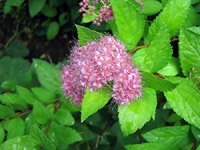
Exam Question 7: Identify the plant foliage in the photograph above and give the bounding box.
[0,0,200,149]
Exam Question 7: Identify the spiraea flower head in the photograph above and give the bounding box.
[79,0,144,26]
[61,36,142,105]
[79,0,113,26]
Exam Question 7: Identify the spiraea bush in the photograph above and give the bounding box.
[0,0,200,149]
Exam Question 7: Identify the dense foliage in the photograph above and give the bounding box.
[0,0,200,149]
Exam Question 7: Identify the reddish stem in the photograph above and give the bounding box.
[128,45,147,54]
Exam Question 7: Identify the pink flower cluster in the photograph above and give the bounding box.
[61,36,142,105]
[79,0,144,25]
[79,0,113,25]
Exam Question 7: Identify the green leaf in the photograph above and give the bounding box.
[0,124,4,144]
[1,80,16,92]
[191,126,200,143]
[166,113,182,124]
[0,104,15,119]
[0,93,27,110]
[31,87,55,103]
[118,88,157,136]
[16,86,35,104]
[73,123,96,141]
[194,3,200,14]
[3,0,24,14]
[110,0,145,50]
[164,79,200,128]
[157,57,181,76]
[110,122,138,146]
[33,59,62,94]
[24,116,36,134]
[0,135,39,150]
[81,87,112,122]
[59,13,69,26]
[41,19,51,28]
[60,97,81,112]
[84,112,105,128]
[133,23,172,72]
[198,145,200,150]
[54,108,74,126]
[161,0,169,6]
[41,5,57,17]
[76,25,103,46]
[108,20,119,37]
[184,7,198,27]
[142,126,190,148]
[47,21,59,40]
[126,143,178,150]
[31,101,53,125]
[5,40,29,58]
[142,0,162,16]
[145,0,191,44]
[191,0,200,4]
[165,76,186,84]
[0,57,31,85]
[70,6,80,20]
[48,123,82,148]
[30,125,56,150]
[4,118,25,139]
[142,72,176,91]
[29,0,46,17]
[82,13,97,23]
[179,27,200,76]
